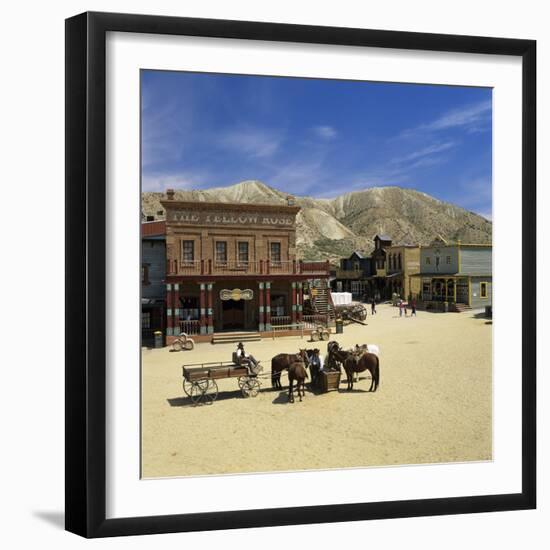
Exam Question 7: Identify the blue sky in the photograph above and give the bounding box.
[141,70,492,219]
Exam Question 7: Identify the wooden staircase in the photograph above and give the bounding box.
[211,332,262,345]
[312,279,336,321]
[452,302,472,313]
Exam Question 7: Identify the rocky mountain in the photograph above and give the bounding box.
[141,180,492,263]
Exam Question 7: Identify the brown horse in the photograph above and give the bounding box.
[288,361,308,403]
[271,349,310,389]
[343,352,380,391]
[326,341,355,372]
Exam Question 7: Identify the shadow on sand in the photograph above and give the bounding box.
[167,389,252,407]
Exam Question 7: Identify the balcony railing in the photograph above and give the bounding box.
[335,268,364,280]
[167,259,330,277]
[178,319,201,335]
[271,315,292,326]
[302,314,329,328]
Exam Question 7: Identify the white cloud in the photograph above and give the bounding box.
[389,141,455,172]
[313,125,337,140]
[400,100,492,138]
[424,100,492,131]
[392,141,456,165]
[269,159,326,195]
[217,127,282,159]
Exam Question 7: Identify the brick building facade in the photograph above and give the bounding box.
[161,192,329,342]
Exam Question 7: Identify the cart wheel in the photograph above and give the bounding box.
[321,330,330,341]
[311,331,320,342]
[172,339,184,352]
[203,380,218,404]
[183,378,195,396]
[237,376,247,389]
[183,339,194,350]
[241,378,260,398]
[189,379,218,405]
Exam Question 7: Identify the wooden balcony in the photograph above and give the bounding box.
[335,268,364,280]
[167,259,329,278]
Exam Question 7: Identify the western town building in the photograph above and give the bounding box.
[141,220,167,345]
[412,238,492,311]
[332,235,421,301]
[159,191,330,343]
[333,251,372,298]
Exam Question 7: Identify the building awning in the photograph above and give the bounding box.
[409,272,491,278]
[409,272,459,277]
[142,298,165,306]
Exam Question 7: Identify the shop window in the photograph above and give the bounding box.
[181,240,194,263]
[271,294,286,317]
[215,241,227,264]
[141,264,149,285]
[141,311,151,329]
[480,282,488,298]
[237,241,249,264]
[270,242,281,264]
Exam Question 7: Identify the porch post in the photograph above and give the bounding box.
[207,283,214,334]
[173,283,180,335]
[291,282,297,325]
[297,282,303,323]
[265,282,272,330]
[258,282,265,331]
[166,283,173,336]
[199,282,207,335]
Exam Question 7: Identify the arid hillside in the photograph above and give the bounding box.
[142,180,492,262]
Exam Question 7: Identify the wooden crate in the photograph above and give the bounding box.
[320,370,341,393]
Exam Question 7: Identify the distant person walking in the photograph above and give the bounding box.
[399,300,404,317]
[411,298,417,317]
[371,298,376,315]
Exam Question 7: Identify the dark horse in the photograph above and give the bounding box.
[288,361,309,403]
[326,341,355,372]
[327,341,380,391]
[271,349,311,389]
[343,352,380,391]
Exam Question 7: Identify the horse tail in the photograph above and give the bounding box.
[375,354,380,390]
[271,358,277,388]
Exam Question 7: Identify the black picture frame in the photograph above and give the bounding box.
[65,11,536,538]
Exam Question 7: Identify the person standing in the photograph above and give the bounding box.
[411,298,417,317]
[399,300,404,317]
[371,297,376,315]
[310,348,324,387]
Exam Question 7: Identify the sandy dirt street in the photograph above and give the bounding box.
[141,304,492,478]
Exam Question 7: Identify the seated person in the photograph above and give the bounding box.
[235,342,260,374]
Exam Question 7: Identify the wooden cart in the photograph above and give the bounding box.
[171,332,195,351]
[310,324,331,342]
[182,361,262,405]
